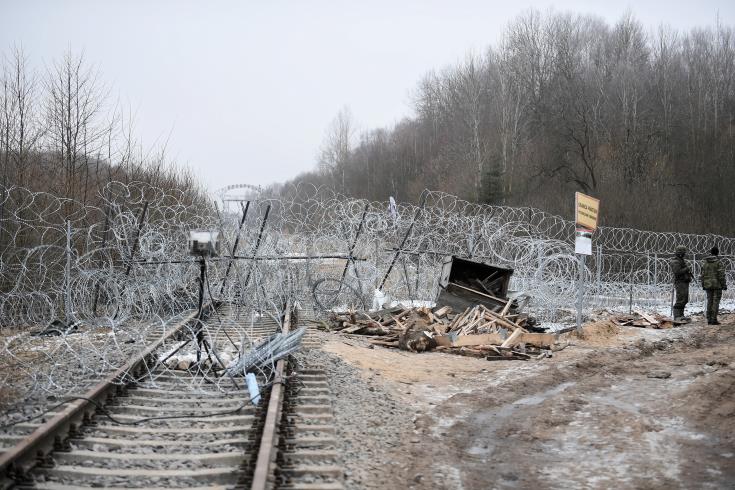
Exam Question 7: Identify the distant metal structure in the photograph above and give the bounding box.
[216,184,262,212]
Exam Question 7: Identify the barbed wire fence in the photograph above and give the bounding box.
[1,182,733,424]
[259,185,734,321]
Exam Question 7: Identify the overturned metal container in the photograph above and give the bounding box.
[436,256,516,312]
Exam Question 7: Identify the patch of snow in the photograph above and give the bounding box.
[157,341,189,362]
[388,299,435,309]
[684,298,735,315]
[632,299,735,317]
[543,322,574,333]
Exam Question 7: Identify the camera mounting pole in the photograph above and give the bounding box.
[188,230,221,364]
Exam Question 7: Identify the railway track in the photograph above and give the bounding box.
[0,305,342,490]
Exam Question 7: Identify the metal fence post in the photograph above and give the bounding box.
[629,261,634,314]
[596,245,602,298]
[576,253,585,332]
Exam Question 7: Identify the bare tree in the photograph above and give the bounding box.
[0,46,42,188]
[280,10,735,234]
[44,50,108,201]
[317,106,356,193]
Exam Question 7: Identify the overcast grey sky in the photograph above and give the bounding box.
[2,0,733,192]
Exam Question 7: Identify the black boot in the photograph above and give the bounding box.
[673,307,684,321]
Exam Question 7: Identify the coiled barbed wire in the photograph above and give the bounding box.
[1,182,733,425]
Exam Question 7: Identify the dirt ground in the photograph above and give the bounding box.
[322,313,735,490]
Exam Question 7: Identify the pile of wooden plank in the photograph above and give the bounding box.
[322,303,557,361]
[609,310,685,329]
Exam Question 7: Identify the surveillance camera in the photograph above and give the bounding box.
[188,230,221,257]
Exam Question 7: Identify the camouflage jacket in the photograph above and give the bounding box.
[701,256,727,290]
[670,256,692,283]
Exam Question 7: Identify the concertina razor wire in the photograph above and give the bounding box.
[0,182,733,423]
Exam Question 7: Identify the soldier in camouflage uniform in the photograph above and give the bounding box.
[701,245,727,325]
[671,245,693,321]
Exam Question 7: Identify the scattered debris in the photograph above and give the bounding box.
[225,327,307,376]
[160,328,307,374]
[609,311,686,329]
[324,304,556,361]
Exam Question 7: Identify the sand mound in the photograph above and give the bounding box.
[569,320,620,343]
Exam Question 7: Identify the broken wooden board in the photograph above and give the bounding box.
[369,339,400,347]
[500,328,523,348]
[434,332,556,348]
[520,332,557,348]
[433,306,451,318]
[632,320,652,327]
[500,298,513,316]
[341,323,367,334]
[610,317,632,327]
[435,333,501,347]
[485,353,530,361]
[633,309,660,325]
[483,310,523,331]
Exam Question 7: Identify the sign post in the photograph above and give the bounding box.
[574,192,600,332]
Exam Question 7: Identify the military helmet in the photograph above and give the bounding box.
[675,245,686,255]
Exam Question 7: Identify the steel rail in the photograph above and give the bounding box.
[250,303,291,490]
[0,306,208,482]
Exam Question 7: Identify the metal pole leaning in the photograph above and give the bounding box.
[123,201,149,277]
[92,202,112,315]
[337,202,369,298]
[340,202,369,284]
[379,192,427,291]
[220,200,250,296]
[114,201,149,320]
[242,203,271,290]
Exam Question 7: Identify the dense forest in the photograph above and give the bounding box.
[0,48,207,210]
[274,11,735,236]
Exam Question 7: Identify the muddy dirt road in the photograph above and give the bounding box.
[322,314,735,489]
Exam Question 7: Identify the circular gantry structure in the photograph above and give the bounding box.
[216,183,262,203]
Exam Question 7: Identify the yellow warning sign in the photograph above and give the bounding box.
[575,192,600,231]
